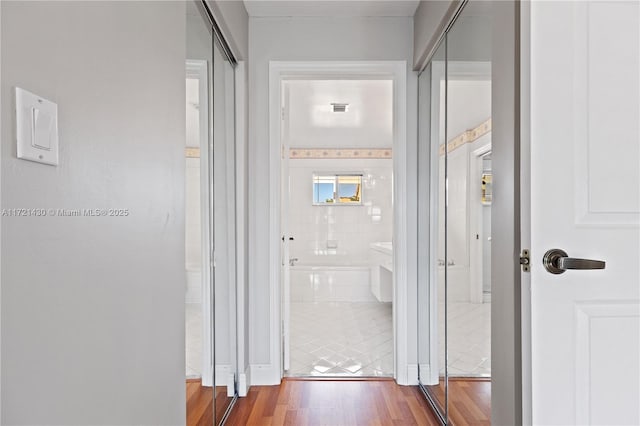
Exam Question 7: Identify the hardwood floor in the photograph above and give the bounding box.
[186,379,233,426]
[225,378,441,425]
[424,378,491,426]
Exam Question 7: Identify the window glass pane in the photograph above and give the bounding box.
[312,174,362,205]
[337,175,362,204]
[313,175,336,204]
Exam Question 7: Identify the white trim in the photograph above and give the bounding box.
[223,57,238,399]
[234,61,248,396]
[0,4,3,417]
[427,59,445,385]
[238,366,250,397]
[520,1,533,424]
[249,364,280,386]
[186,59,214,387]
[268,61,409,385]
[469,143,492,305]
[406,364,419,385]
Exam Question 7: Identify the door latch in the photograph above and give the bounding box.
[520,249,531,272]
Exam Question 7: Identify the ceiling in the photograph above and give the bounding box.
[243,1,420,17]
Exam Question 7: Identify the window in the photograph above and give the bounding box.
[312,174,362,205]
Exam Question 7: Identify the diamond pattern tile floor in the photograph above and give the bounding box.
[288,302,393,377]
[438,302,491,376]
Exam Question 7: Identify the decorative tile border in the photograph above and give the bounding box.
[185,147,200,158]
[289,148,392,159]
[439,118,492,156]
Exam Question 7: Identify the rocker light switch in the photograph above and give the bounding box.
[32,107,53,150]
[16,87,59,166]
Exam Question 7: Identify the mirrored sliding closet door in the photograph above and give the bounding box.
[417,1,492,424]
[185,1,238,424]
[211,30,239,426]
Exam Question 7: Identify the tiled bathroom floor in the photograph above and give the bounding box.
[288,302,393,377]
[186,303,202,378]
[438,302,491,376]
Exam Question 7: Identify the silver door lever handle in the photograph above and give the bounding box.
[543,248,605,274]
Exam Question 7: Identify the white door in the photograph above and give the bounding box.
[529,2,639,425]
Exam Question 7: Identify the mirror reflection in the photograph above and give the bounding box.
[185,2,215,425]
[186,1,238,424]
[418,1,492,424]
[212,33,238,424]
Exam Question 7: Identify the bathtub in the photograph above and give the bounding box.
[290,263,376,303]
[185,264,202,304]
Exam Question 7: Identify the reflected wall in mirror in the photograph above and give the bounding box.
[417,1,492,424]
[185,1,215,425]
[185,1,238,425]
[212,33,238,425]
[417,37,448,423]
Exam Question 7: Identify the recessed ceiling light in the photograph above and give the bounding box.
[331,103,349,113]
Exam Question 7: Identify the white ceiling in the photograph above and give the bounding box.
[243,0,420,17]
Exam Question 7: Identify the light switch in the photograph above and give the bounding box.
[16,87,58,166]
[32,107,53,150]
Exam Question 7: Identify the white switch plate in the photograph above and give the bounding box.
[16,87,59,166]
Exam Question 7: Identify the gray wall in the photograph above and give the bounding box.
[208,0,249,60]
[248,16,418,383]
[491,1,522,425]
[1,2,186,424]
[413,0,458,70]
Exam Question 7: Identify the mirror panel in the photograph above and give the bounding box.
[418,37,448,422]
[185,2,238,424]
[185,1,215,425]
[445,1,492,423]
[212,33,238,424]
[418,2,493,423]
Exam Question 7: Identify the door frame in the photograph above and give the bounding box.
[491,1,524,424]
[267,61,410,384]
[186,59,214,387]
[469,144,492,304]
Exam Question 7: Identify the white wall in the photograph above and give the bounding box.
[1,2,185,424]
[248,16,418,384]
[288,159,393,265]
[286,80,393,148]
[443,133,491,302]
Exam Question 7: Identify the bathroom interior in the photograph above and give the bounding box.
[282,79,395,377]
[417,1,493,423]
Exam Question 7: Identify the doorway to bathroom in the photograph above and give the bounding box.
[281,78,394,377]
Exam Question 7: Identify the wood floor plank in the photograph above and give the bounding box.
[225,379,440,426]
[422,378,491,426]
[186,380,213,426]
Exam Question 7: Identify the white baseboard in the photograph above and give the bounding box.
[215,364,231,386]
[406,364,419,385]
[250,363,280,386]
[238,366,250,397]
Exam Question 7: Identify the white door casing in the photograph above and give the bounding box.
[281,83,291,373]
[268,61,409,384]
[186,60,214,387]
[528,2,640,425]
